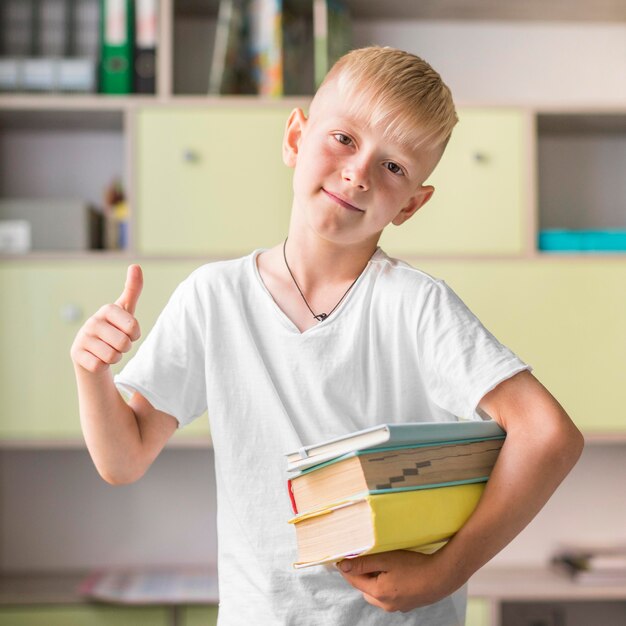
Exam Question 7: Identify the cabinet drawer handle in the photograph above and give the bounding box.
[60,303,83,324]
[473,151,489,164]
[182,149,200,163]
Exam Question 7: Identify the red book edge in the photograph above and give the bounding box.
[287,479,298,514]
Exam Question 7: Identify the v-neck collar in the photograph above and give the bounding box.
[250,247,382,336]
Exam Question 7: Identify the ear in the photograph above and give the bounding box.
[391,185,435,226]
[282,108,307,168]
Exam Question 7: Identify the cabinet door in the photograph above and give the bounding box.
[0,606,170,626]
[137,106,294,256]
[380,109,527,256]
[179,605,219,626]
[419,259,626,433]
[0,260,208,441]
[466,597,491,626]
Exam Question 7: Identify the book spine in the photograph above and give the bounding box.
[210,0,255,95]
[249,0,283,96]
[99,0,134,94]
[326,0,350,69]
[134,0,157,94]
[208,0,234,95]
[312,0,328,89]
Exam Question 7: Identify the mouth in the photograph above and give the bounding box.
[323,189,364,213]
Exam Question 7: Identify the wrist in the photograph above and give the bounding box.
[432,540,478,591]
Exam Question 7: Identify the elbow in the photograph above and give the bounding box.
[97,464,145,486]
[567,422,585,466]
[546,417,585,474]
[101,473,136,486]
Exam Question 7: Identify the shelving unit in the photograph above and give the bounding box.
[1,1,624,257]
[1,3,625,625]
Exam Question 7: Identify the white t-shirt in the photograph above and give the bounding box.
[115,248,529,626]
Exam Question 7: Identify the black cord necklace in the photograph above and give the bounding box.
[282,238,360,322]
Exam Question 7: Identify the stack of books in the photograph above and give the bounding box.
[209,0,351,96]
[285,420,506,568]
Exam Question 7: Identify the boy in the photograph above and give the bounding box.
[71,47,583,625]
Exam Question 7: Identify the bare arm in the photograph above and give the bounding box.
[337,370,584,611]
[70,265,178,484]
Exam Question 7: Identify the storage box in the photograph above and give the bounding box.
[0,198,103,251]
[21,57,58,91]
[0,58,21,91]
[58,57,97,92]
[538,229,626,253]
[0,220,31,253]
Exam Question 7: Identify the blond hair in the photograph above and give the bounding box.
[315,46,457,152]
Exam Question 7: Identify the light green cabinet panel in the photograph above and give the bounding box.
[180,604,219,626]
[137,107,294,256]
[418,259,626,433]
[466,597,490,625]
[381,109,527,256]
[0,260,208,441]
[0,605,169,626]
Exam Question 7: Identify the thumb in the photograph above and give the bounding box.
[116,264,143,315]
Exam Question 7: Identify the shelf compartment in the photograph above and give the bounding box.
[537,112,626,249]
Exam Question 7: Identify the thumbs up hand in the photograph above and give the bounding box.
[115,264,143,315]
[70,265,143,374]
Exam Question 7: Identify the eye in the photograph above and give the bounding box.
[333,133,352,146]
[384,161,404,176]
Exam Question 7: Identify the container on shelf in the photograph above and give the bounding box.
[539,229,626,253]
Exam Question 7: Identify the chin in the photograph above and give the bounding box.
[310,222,379,249]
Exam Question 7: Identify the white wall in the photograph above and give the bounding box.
[353,20,626,105]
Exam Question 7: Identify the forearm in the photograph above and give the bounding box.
[437,399,584,587]
[74,364,145,484]
[423,373,585,600]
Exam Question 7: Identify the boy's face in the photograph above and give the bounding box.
[283,82,441,248]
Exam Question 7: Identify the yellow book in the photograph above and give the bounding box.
[288,482,484,568]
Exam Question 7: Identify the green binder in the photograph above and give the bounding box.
[99,0,134,94]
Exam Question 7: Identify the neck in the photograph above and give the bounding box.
[283,230,378,292]
[282,234,375,322]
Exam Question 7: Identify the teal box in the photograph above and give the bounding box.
[539,230,626,252]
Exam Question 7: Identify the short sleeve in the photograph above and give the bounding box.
[114,274,208,427]
[416,279,530,419]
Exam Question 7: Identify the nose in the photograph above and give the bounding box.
[342,157,371,190]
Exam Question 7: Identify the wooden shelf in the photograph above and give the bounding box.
[2,566,623,607]
[469,566,626,602]
[0,436,212,451]
[0,571,87,606]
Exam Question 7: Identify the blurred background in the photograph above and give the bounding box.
[0,1,625,625]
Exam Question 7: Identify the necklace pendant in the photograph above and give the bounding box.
[315,313,328,322]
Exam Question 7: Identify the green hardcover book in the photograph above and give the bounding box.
[99,0,134,94]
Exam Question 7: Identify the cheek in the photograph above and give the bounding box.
[293,150,330,191]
